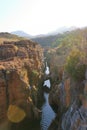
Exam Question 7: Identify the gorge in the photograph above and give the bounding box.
[41,62,56,130]
[0,28,87,130]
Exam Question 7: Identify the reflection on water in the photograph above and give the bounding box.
[40,93,56,130]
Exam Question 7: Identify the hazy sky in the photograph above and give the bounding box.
[0,0,87,35]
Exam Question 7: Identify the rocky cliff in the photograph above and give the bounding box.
[0,40,43,129]
[49,68,87,130]
[42,28,87,130]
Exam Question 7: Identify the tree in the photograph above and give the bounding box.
[65,48,86,81]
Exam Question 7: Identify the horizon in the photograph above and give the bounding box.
[0,26,79,37]
[1,0,87,36]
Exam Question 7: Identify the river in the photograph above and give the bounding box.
[40,62,56,130]
[10,62,55,130]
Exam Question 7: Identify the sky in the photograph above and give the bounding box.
[0,0,87,35]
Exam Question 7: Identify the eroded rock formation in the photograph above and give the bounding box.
[49,69,87,130]
[0,40,43,129]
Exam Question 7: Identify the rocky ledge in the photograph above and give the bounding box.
[0,40,43,129]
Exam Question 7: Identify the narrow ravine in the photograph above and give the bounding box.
[40,62,56,130]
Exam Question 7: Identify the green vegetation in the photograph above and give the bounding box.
[44,28,87,83]
[65,49,87,81]
[32,34,62,47]
[30,69,39,85]
[32,70,39,76]
[33,28,87,50]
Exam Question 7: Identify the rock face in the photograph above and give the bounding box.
[0,40,43,128]
[49,70,87,130]
[0,44,16,60]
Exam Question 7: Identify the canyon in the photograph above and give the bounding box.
[0,28,87,130]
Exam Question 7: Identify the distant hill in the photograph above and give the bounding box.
[11,30,32,38]
[0,32,21,39]
[32,35,59,47]
[0,32,25,44]
[32,27,77,47]
[47,26,76,35]
[11,27,76,39]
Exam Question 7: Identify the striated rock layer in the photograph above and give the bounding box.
[0,40,44,128]
[49,69,87,130]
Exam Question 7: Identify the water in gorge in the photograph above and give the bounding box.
[11,62,55,130]
[40,62,56,130]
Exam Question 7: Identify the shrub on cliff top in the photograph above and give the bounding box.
[32,70,39,76]
[29,69,39,85]
[65,48,87,81]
